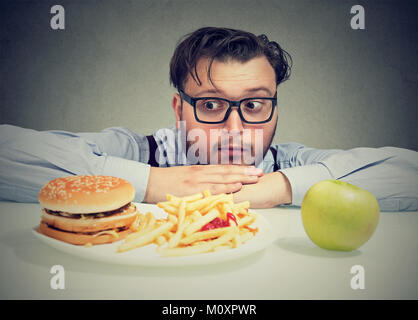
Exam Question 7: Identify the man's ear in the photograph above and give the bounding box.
[172,92,182,129]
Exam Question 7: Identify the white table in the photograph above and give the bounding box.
[0,201,417,299]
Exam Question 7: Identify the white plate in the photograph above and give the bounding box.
[32,203,278,266]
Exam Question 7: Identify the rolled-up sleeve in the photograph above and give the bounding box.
[279,163,333,206]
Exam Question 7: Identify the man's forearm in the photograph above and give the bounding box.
[233,171,292,208]
[143,165,263,204]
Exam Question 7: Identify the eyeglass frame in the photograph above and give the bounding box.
[179,89,278,124]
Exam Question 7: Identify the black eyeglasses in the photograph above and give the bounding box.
[179,90,277,124]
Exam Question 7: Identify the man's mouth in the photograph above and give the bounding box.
[218,146,250,157]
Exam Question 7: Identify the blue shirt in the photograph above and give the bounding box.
[0,124,417,211]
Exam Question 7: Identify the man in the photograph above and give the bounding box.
[0,27,417,210]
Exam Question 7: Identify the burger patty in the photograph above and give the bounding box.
[38,221,134,245]
[45,202,133,219]
[40,203,139,233]
[41,222,129,235]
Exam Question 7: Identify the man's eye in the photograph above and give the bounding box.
[203,101,222,110]
[244,101,263,111]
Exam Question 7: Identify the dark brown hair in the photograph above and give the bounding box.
[169,27,292,91]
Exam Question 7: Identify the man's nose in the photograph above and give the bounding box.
[223,108,244,132]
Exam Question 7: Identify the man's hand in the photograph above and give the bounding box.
[144,165,264,203]
[233,171,292,208]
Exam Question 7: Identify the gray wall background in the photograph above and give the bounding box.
[1,0,417,150]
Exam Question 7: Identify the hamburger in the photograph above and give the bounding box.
[37,175,139,245]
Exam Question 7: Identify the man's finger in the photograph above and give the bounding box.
[203,183,243,195]
[202,174,259,184]
[195,165,264,176]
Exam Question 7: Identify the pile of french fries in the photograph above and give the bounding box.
[117,190,258,257]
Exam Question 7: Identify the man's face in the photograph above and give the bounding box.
[172,55,278,166]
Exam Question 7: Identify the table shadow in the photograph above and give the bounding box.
[0,227,265,277]
[274,237,362,258]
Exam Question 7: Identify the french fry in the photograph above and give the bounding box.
[183,193,204,202]
[118,221,173,253]
[165,231,175,241]
[167,214,178,225]
[214,243,233,252]
[145,212,155,226]
[234,201,250,211]
[191,240,207,246]
[124,213,156,242]
[180,226,233,245]
[186,194,224,212]
[158,242,213,257]
[184,208,220,236]
[167,223,185,248]
[178,199,186,226]
[166,193,179,203]
[245,224,258,231]
[191,210,202,221]
[167,193,203,206]
[222,202,233,215]
[237,213,257,228]
[232,233,241,248]
[167,199,186,248]
[239,228,250,235]
[117,189,259,257]
[159,229,236,257]
[129,213,143,232]
[240,231,254,243]
[155,235,167,246]
[200,194,230,214]
[157,202,178,215]
[203,190,211,198]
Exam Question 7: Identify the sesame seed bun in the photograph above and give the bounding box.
[38,175,135,214]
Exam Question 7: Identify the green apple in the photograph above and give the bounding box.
[301,180,380,251]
